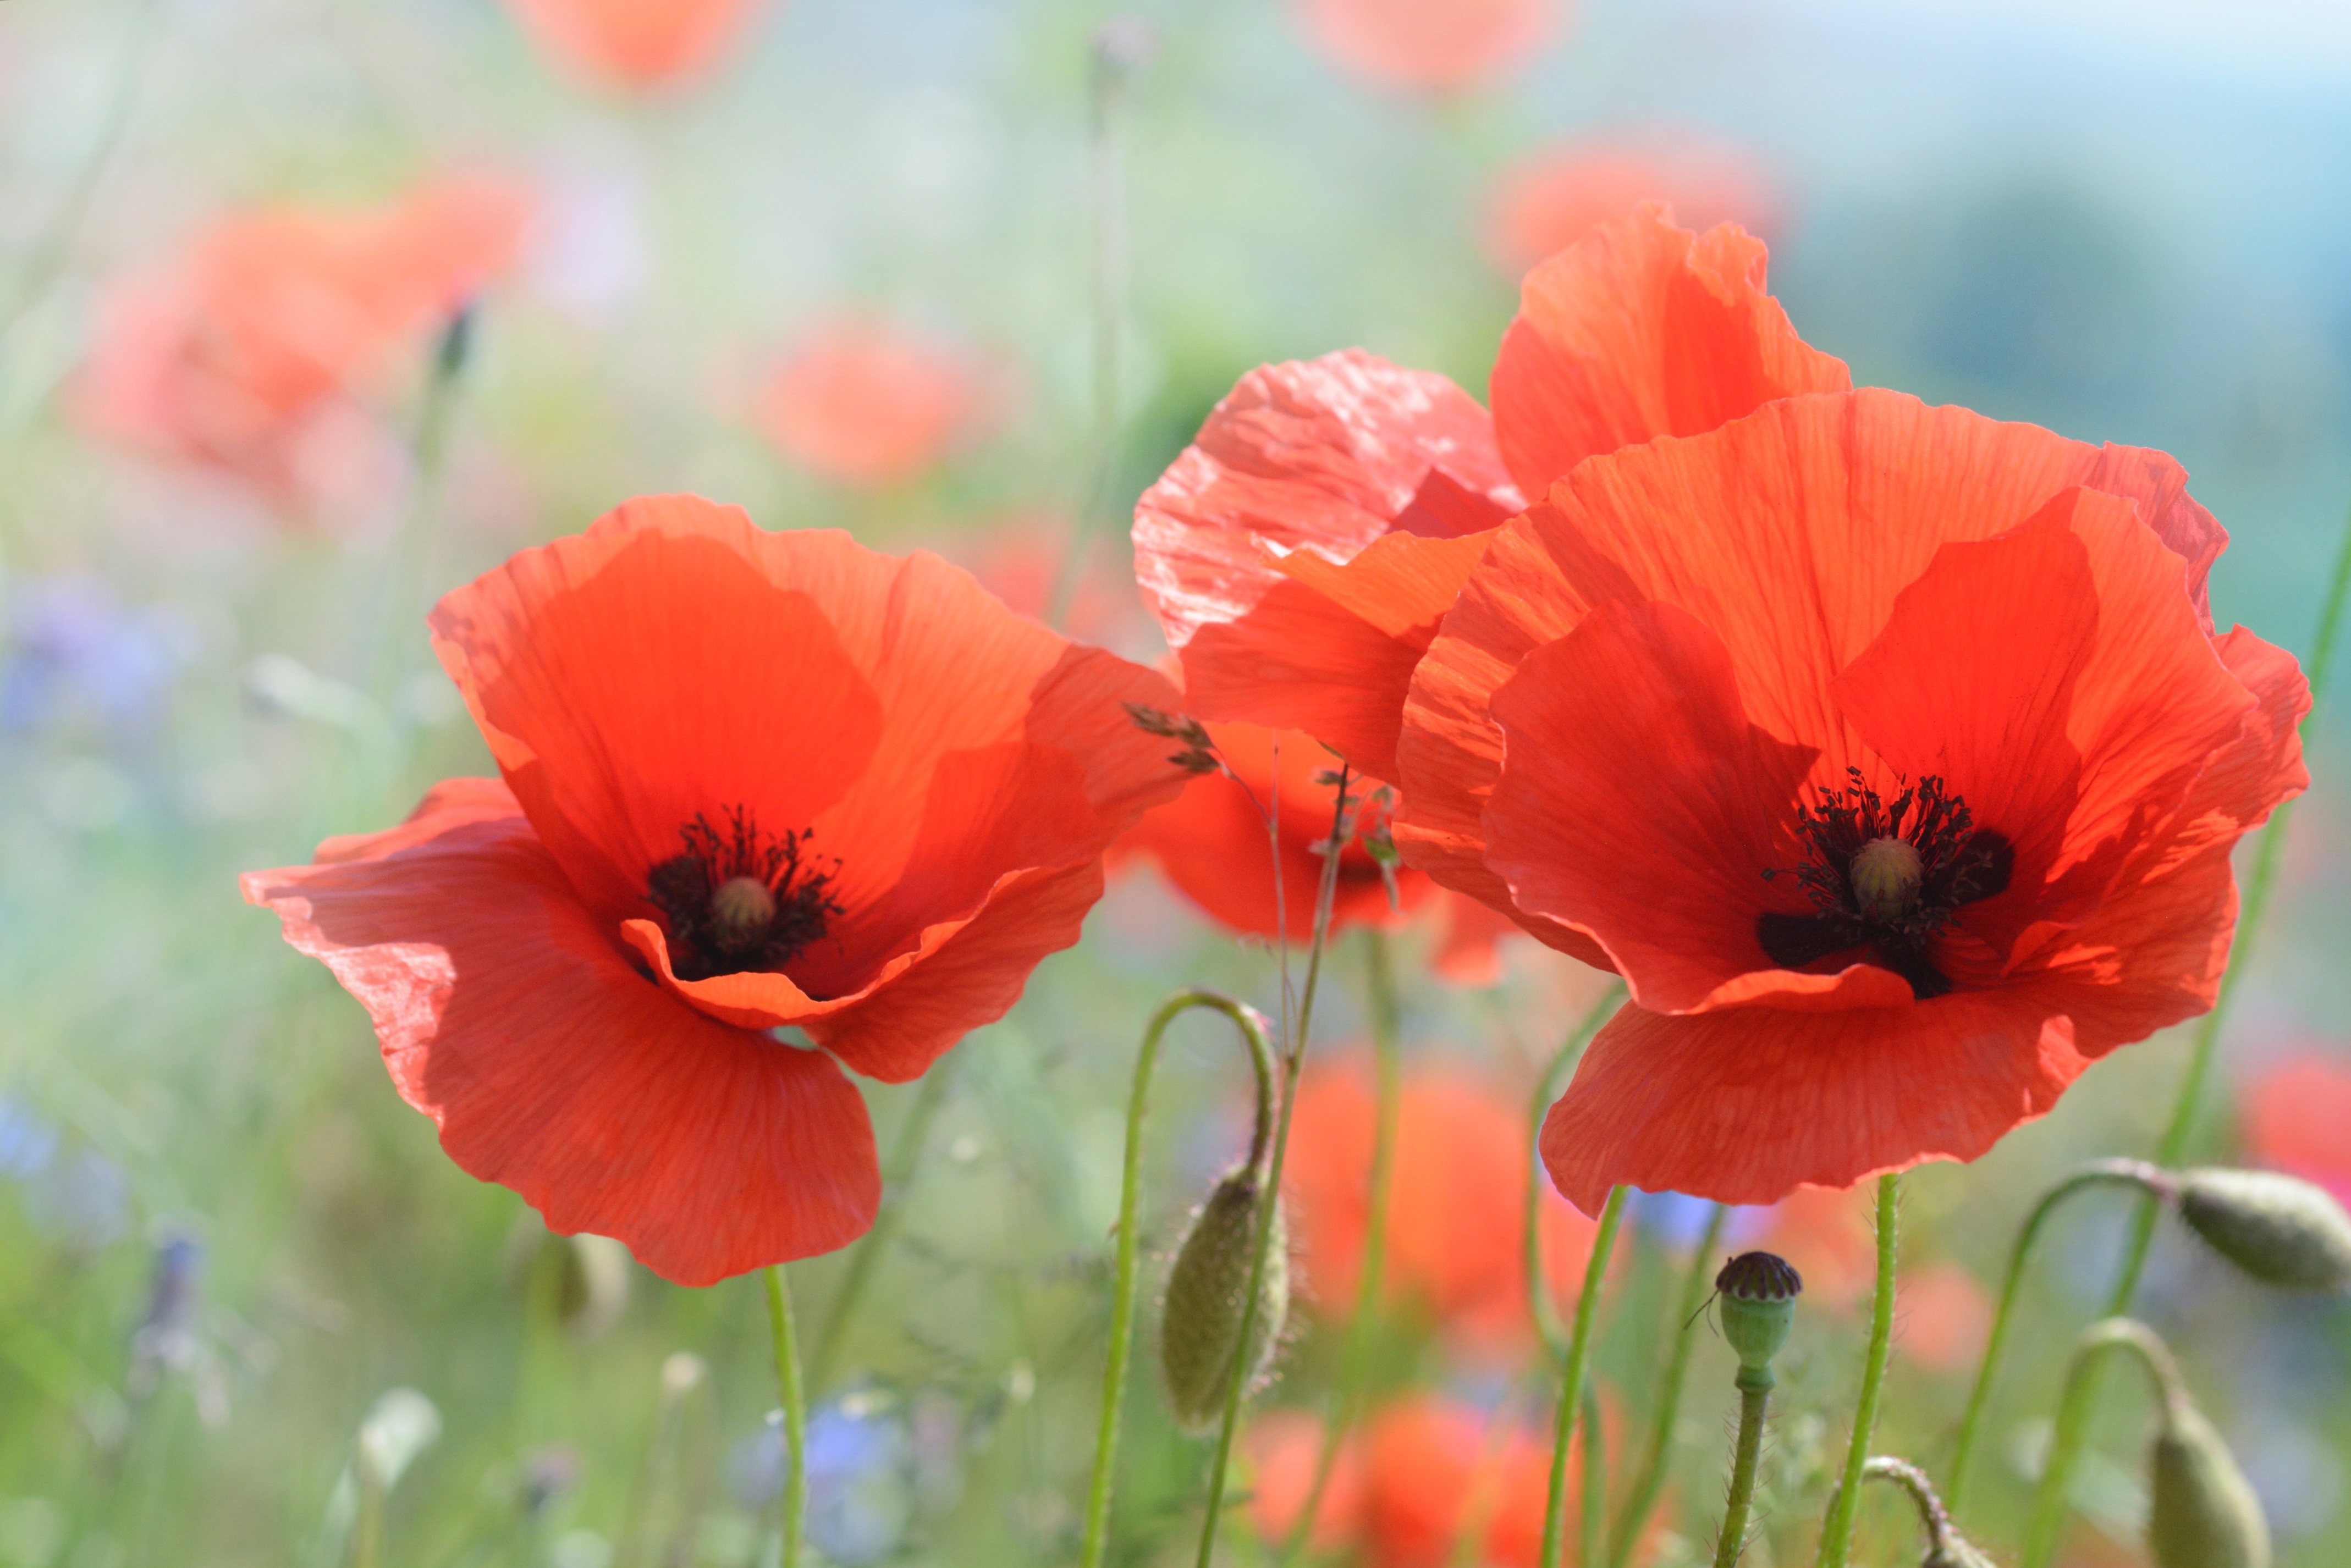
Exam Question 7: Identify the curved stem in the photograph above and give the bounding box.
[1538,1186,1628,1568]
[1711,1364,1774,1568]
[810,1063,956,1391]
[1078,991,1275,1568]
[762,1266,806,1568]
[1527,984,1629,1359]
[1279,929,1403,1562]
[2023,1319,2188,1568]
[1608,1202,1730,1568]
[2029,493,2351,1562]
[1814,1174,1898,1568]
[1859,1457,1957,1561]
[1945,1159,2166,1507]
[1194,769,1356,1567]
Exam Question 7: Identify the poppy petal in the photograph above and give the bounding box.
[1490,211,1849,499]
[1540,989,2093,1211]
[241,780,880,1286]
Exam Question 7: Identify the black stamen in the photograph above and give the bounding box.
[645,805,841,981]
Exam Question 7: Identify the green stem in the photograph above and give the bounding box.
[1814,1174,1898,1568]
[1860,1457,1960,1564]
[2025,493,2351,1565]
[1945,1160,2166,1509]
[763,1266,806,1568]
[1527,985,1629,1359]
[2024,1318,2189,1567]
[1538,1186,1628,1568]
[1579,1383,1606,1568]
[1079,991,1276,1568]
[809,1064,955,1390]
[1608,1203,1730,1568]
[1711,1365,1774,1568]
[1279,929,1403,1563]
[1193,768,1356,1568]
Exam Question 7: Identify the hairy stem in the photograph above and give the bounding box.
[1080,991,1275,1568]
[1609,1202,1731,1568]
[763,1266,806,1568]
[1814,1174,1898,1568]
[1711,1365,1774,1568]
[1538,1186,1628,1568]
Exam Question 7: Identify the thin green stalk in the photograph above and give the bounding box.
[2025,494,2351,1564]
[2024,1319,2190,1568]
[1526,985,1629,1358]
[1279,928,1403,1562]
[1080,991,1275,1568]
[1945,1160,2164,1508]
[1538,1186,1628,1568]
[810,1063,955,1390]
[763,1266,806,1568]
[1609,1203,1730,1568]
[1579,1384,1606,1568]
[365,310,472,701]
[1711,1365,1774,1568]
[1814,1174,1898,1568]
[1193,768,1355,1568]
[1858,1458,1963,1565]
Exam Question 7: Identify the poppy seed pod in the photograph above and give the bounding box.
[2173,1167,2351,1293]
[1160,1168,1288,1431]
[2149,1395,2272,1568]
[1715,1250,1802,1372]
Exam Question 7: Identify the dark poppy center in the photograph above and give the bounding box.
[1755,768,2012,1000]
[646,807,840,981]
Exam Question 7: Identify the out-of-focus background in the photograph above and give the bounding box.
[2,1,2349,1564]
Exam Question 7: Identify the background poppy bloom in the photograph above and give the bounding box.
[1291,0,1561,96]
[753,319,992,490]
[1396,388,2309,1210]
[1131,209,1849,819]
[1249,1394,1590,1567]
[243,495,1183,1284]
[1480,137,1781,277]
[501,0,767,90]
[2240,1053,2351,1203]
[1284,1059,1598,1350]
[74,179,528,516]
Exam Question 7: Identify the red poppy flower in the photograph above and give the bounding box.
[1285,1059,1598,1351]
[75,179,528,515]
[501,0,766,89]
[1897,1261,1993,1373]
[1292,0,1561,95]
[1393,387,2309,1210]
[2241,1053,2351,1204]
[242,496,1183,1284]
[1249,1395,1589,1567]
[754,319,992,490]
[1132,209,1848,816]
[1481,138,1780,277]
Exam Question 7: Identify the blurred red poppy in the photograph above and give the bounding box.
[1249,1394,1591,1566]
[502,0,766,89]
[754,319,991,489]
[1285,1059,1597,1351]
[243,496,1183,1284]
[75,178,528,517]
[949,511,1148,652]
[1292,0,1561,95]
[1898,1261,1994,1373]
[1396,386,2308,1210]
[1753,1184,1875,1308]
[1482,139,1780,277]
[2241,1053,2351,1204]
[1133,208,1846,831]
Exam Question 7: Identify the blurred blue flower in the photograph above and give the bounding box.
[1633,1190,1768,1254]
[726,1389,918,1564]
[1,576,193,741]
[0,1097,59,1180]
[0,1095,130,1250]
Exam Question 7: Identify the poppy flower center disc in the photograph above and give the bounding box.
[645,805,840,981]
[1756,769,2013,1001]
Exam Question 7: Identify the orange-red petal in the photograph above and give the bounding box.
[241,780,879,1285]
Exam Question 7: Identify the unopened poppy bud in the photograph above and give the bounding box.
[1715,1251,1802,1372]
[2172,1167,2351,1293]
[2149,1394,2271,1568]
[1159,1168,1287,1431]
[509,1222,633,1341]
[1849,836,1924,920]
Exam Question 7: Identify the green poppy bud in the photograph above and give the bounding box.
[2173,1168,2351,1293]
[1715,1251,1802,1373]
[1159,1168,1288,1432]
[2148,1394,2271,1568]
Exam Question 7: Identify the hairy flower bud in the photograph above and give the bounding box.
[2149,1395,2271,1568]
[1159,1168,1287,1431]
[1923,1534,1998,1568]
[1715,1250,1802,1372]
[2173,1167,2351,1293]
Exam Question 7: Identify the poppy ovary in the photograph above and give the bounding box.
[646,807,841,982]
[1848,836,1921,922]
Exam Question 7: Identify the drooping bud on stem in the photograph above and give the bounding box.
[1159,1166,1289,1431]
[2171,1167,2351,1293]
[1856,1456,1996,1568]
